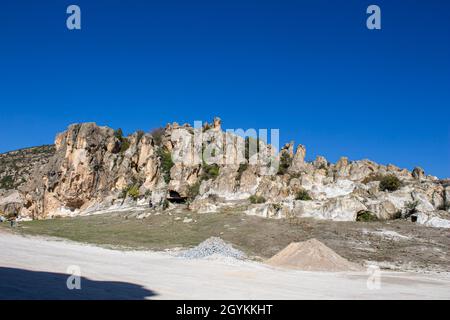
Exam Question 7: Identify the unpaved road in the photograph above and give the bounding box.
[0,231,449,300]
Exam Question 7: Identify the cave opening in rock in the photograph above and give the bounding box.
[167,190,187,204]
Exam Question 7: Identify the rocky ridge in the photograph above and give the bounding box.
[0,118,449,227]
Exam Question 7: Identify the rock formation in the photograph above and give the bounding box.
[0,118,449,228]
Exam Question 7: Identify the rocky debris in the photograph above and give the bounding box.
[416,211,450,228]
[246,203,283,219]
[0,190,24,216]
[177,237,246,260]
[266,239,362,272]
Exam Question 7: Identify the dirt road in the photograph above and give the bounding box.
[0,231,449,299]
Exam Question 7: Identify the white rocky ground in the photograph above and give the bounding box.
[1,231,449,300]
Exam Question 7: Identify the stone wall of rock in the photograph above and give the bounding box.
[0,118,448,226]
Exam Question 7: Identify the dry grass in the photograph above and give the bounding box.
[1,209,449,272]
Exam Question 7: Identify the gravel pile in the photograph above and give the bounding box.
[177,237,245,260]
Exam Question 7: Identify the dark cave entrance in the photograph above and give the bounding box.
[167,190,187,204]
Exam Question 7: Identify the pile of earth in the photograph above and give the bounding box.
[266,238,362,272]
[177,237,246,260]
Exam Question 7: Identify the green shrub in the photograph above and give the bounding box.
[114,128,130,153]
[114,128,124,140]
[157,147,174,184]
[249,195,266,204]
[392,211,403,220]
[127,185,140,200]
[120,138,130,153]
[295,189,312,201]
[201,163,219,181]
[356,210,378,222]
[120,184,141,200]
[379,175,402,192]
[277,151,292,175]
[162,199,170,210]
[404,200,419,218]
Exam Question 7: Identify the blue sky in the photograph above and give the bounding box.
[0,0,449,177]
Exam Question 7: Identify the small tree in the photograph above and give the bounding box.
[356,210,378,222]
[114,128,130,153]
[114,128,124,140]
[295,189,312,201]
[277,152,292,175]
[157,147,174,184]
[127,185,140,200]
[249,195,266,204]
[120,184,140,200]
[379,175,402,192]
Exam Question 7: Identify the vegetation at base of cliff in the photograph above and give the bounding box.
[150,127,165,146]
[277,151,292,175]
[249,195,266,204]
[356,210,378,222]
[404,200,419,218]
[157,147,174,184]
[119,184,140,200]
[295,189,312,201]
[379,175,402,192]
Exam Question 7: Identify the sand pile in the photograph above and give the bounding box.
[266,239,361,272]
[177,237,246,260]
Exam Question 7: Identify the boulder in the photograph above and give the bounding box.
[412,167,425,180]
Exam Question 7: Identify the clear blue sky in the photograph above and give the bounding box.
[0,0,449,177]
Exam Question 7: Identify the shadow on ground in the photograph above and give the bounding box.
[0,267,157,300]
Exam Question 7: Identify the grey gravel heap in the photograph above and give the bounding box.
[177,237,245,260]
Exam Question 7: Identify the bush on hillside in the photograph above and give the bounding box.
[379,175,402,192]
[295,189,312,201]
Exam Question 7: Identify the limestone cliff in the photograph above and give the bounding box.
[1,118,449,227]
